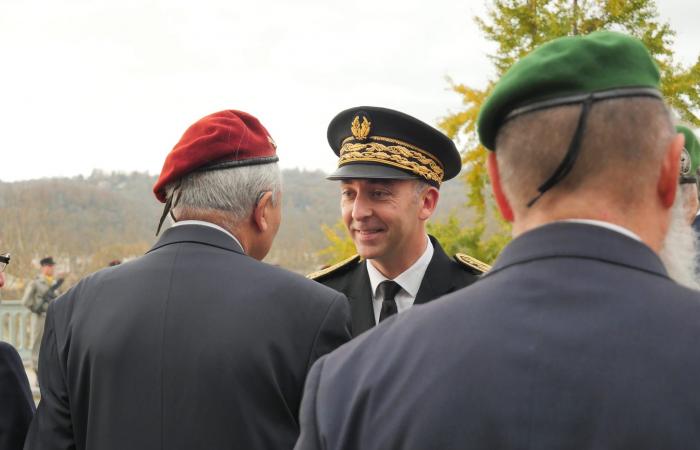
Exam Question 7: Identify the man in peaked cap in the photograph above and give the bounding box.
[295,32,700,449]
[25,110,351,450]
[308,106,489,337]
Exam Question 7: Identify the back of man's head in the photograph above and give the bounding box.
[477,31,683,248]
[495,97,674,216]
[167,163,282,231]
[153,110,283,259]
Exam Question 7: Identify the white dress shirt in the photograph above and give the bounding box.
[171,220,245,252]
[366,236,433,324]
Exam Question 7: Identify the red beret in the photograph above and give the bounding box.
[153,110,278,202]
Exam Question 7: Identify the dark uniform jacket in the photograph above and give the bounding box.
[309,235,487,336]
[296,223,700,450]
[0,341,34,450]
[24,224,351,450]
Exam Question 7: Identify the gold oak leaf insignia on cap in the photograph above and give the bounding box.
[351,115,371,140]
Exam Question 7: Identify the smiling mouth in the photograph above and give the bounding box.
[354,228,385,238]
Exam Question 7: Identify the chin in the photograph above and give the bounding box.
[354,243,383,260]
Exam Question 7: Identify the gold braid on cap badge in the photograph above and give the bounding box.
[338,136,445,184]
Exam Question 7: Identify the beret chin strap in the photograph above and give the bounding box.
[526,95,594,208]
[155,180,182,236]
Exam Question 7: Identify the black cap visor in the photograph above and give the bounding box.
[327,163,420,181]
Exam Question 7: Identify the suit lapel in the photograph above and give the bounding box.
[345,261,375,336]
[415,237,456,305]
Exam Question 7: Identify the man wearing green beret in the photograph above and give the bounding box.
[295,32,700,449]
[660,124,700,289]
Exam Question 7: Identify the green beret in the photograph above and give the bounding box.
[477,31,662,151]
[678,125,700,183]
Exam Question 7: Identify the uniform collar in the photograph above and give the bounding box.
[366,236,433,298]
[559,219,641,242]
[149,222,245,255]
[171,220,244,253]
[489,222,667,279]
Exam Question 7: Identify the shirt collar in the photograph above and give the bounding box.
[366,236,434,298]
[171,220,245,252]
[559,219,641,242]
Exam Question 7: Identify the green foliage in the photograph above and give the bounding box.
[428,213,511,264]
[440,0,699,256]
[318,220,357,263]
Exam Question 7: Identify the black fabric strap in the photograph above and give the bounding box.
[155,180,182,236]
[527,95,594,208]
[505,87,662,122]
[378,280,402,322]
[198,156,279,173]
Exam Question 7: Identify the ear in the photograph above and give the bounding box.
[418,186,440,221]
[657,133,684,209]
[487,152,514,222]
[252,191,275,232]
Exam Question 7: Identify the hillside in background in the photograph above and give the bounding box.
[0,169,473,297]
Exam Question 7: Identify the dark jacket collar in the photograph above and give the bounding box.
[148,224,245,255]
[414,236,460,304]
[488,222,668,279]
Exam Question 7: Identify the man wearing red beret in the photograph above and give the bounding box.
[24,110,351,450]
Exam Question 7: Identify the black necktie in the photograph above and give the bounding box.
[378,280,401,323]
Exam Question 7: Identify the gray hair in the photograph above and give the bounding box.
[167,162,282,224]
[660,184,700,290]
[413,179,433,197]
[495,97,674,213]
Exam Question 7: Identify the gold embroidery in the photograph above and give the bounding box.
[307,254,361,280]
[338,140,444,184]
[455,253,491,273]
[351,116,371,140]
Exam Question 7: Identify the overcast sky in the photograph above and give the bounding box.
[1,0,696,182]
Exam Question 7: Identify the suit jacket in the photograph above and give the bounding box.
[24,224,351,450]
[313,236,483,336]
[296,223,700,450]
[0,341,34,450]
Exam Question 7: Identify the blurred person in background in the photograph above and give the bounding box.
[21,256,64,371]
[0,252,36,450]
[659,124,700,289]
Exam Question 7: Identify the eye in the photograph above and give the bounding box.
[341,189,356,199]
[371,190,390,199]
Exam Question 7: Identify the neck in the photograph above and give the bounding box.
[370,235,428,279]
[512,196,669,252]
[176,210,247,250]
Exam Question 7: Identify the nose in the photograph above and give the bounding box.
[351,193,372,222]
